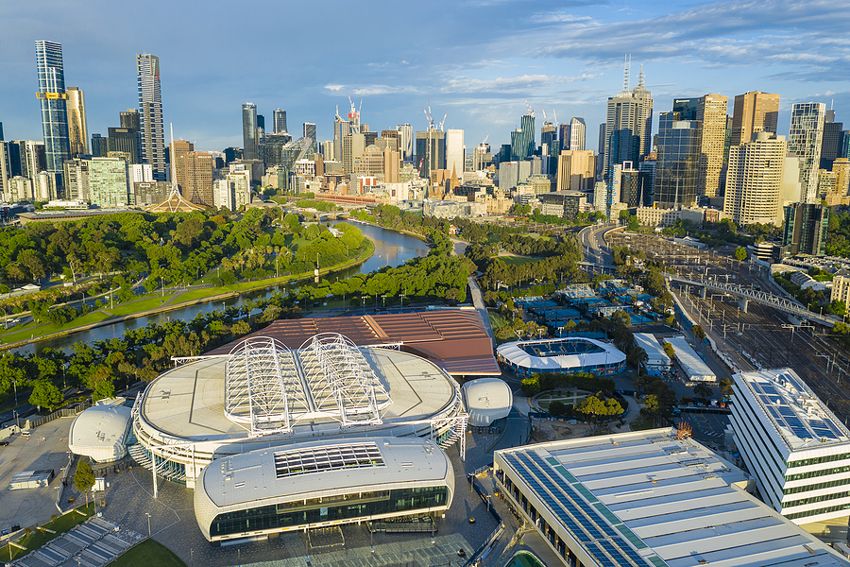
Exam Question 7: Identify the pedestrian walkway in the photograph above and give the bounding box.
[14,516,144,567]
[468,276,495,345]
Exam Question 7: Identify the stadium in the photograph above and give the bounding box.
[131,332,468,488]
[496,337,626,377]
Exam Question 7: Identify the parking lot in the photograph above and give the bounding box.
[0,417,74,531]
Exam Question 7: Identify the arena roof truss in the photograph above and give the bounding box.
[224,337,309,437]
[223,334,392,437]
[299,333,391,427]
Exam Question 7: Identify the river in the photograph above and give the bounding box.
[19,222,431,355]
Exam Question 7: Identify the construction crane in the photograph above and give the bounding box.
[438,113,447,132]
[424,105,434,129]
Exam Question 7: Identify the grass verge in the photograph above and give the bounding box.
[1,502,94,561]
[111,539,186,567]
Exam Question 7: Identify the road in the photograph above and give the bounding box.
[579,223,619,268]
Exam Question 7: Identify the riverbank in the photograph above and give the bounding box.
[0,239,375,351]
[345,217,430,243]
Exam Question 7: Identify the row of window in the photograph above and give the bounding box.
[785,465,850,482]
[785,476,850,495]
[785,502,850,520]
[209,486,448,537]
[787,452,850,469]
[783,490,850,509]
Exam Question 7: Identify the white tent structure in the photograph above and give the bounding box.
[69,398,133,463]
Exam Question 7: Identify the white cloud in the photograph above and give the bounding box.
[324,84,344,93]
[323,83,421,96]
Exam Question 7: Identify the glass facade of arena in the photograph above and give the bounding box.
[209,486,448,538]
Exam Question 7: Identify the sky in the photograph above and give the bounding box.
[2,0,850,152]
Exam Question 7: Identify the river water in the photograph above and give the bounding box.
[19,222,430,355]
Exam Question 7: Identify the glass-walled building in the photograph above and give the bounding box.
[653,111,700,207]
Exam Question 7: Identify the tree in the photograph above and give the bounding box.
[692,324,706,341]
[29,380,63,411]
[520,375,541,396]
[643,394,661,415]
[73,458,96,506]
[548,400,567,417]
[719,377,734,398]
[734,246,748,261]
[662,341,676,360]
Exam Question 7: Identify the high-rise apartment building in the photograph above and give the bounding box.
[242,103,259,161]
[654,111,700,207]
[342,132,366,175]
[66,87,88,156]
[724,132,787,226]
[397,123,413,161]
[730,91,780,146]
[63,157,90,201]
[445,129,464,175]
[136,54,166,180]
[555,150,595,192]
[172,139,214,204]
[273,109,287,134]
[604,67,653,174]
[35,40,70,180]
[789,102,826,203]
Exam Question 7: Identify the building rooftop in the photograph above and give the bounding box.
[141,343,460,444]
[633,333,671,366]
[496,429,849,567]
[496,337,625,371]
[734,368,850,451]
[208,309,499,376]
[200,436,451,509]
[461,377,513,427]
[664,336,715,381]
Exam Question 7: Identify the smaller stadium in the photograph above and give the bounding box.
[496,337,626,377]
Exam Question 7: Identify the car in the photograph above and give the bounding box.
[0,440,9,446]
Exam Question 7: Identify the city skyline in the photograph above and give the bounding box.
[2,1,850,151]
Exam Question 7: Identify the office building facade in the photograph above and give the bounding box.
[724,132,787,226]
[445,129,464,175]
[604,69,653,175]
[789,102,827,203]
[783,202,829,256]
[35,40,71,179]
[66,87,88,156]
[242,103,259,161]
[88,157,129,208]
[273,109,287,134]
[136,54,166,180]
[653,112,700,207]
[731,91,780,146]
[555,150,595,192]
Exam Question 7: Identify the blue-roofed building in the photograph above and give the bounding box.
[731,368,850,529]
[494,429,850,567]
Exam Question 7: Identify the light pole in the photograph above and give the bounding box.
[145,512,151,537]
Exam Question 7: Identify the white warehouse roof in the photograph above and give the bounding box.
[495,429,849,567]
[734,367,850,452]
[462,378,513,427]
[68,398,132,463]
[633,333,671,367]
[496,337,626,372]
[664,336,715,382]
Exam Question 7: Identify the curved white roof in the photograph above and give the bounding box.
[194,436,454,539]
[69,399,132,463]
[497,337,626,371]
[462,378,513,427]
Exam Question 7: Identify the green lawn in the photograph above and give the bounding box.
[1,503,94,561]
[111,539,186,567]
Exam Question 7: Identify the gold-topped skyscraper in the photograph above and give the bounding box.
[731,91,780,146]
[66,86,88,156]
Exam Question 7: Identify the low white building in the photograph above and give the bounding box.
[731,368,850,528]
[633,333,671,376]
[461,378,513,427]
[68,398,133,463]
[664,335,716,382]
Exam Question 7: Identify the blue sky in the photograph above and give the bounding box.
[2,0,849,151]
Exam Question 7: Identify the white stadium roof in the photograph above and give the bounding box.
[496,337,625,372]
[734,368,850,452]
[69,398,132,463]
[461,378,513,427]
[496,429,849,567]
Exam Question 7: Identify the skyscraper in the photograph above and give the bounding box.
[445,129,464,175]
[35,40,71,179]
[241,103,259,161]
[273,109,288,134]
[66,87,88,156]
[510,112,535,160]
[654,111,700,207]
[397,123,413,162]
[565,117,586,151]
[415,129,446,177]
[556,150,595,192]
[90,133,107,157]
[303,122,317,142]
[724,132,787,226]
[673,94,728,199]
[541,122,558,174]
[820,109,843,170]
[0,124,8,200]
[783,202,829,256]
[604,65,653,175]
[136,53,166,180]
[730,91,780,146]
[788,102,826,203]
